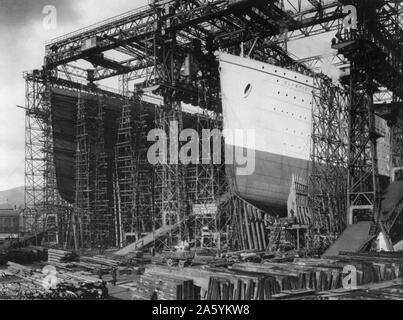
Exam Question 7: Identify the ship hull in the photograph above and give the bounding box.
[226,146,311,213]
[219,52,391,213]
[219,52,315,213]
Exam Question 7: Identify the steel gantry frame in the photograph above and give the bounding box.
[44,0,347,84]
[332,1,403,244]
[23,0,403,251]
[310,76,349,237]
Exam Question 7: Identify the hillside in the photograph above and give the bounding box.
[0,187,24,209]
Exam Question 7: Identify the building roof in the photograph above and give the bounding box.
[0,203,13,210]
[0,207,20,217]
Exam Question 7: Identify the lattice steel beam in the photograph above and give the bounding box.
[310,77,349,236]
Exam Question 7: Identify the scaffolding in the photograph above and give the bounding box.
[348,67,381,223]
[93,95,113,249]
[115,102,139,247]
[22,0,403,252]
[310,77,349,237]
[136,99,154,240]
[190,90,227,252]
[24,72,70,244]
[154,100,187,250]
[23,74,48,236]
[72,93,93,249]
[191,113,220,252]
[114,94,153,248]
[391,124,403,170]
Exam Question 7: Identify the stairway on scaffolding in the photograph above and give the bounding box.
[115,220,184,256]
[324,170,403,257]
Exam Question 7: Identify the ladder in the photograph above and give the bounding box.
[268,220,285,252]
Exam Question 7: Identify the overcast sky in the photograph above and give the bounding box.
[0,0,149,191]
[0,0,335,192]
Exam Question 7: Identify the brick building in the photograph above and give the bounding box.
[0,204,20,239]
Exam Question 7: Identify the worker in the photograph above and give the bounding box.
[101,281,108,299]
[290,209,298,225]
[111,268,117,286]
[150,289,158,300]
[98,268,103,280]
[371,239,380,252]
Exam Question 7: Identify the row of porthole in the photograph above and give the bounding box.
[272,107,309,121]
[244,83,311,103]
[257,119,308,136]
[276,90,309,103]
[285,128,308,136]
[283,143,305,150]
[268,67,310,84]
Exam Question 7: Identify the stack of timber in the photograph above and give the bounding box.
[119,251,152,265]
[207,275,281,300]
[129,252,403,300]
[338,251,403,259]
[144,265,281,300]
[231,254,403,294]
[78,255,120,270]
[231,262,343,293]
[6,262,108,300]
[281,278,403,300]
[0,271,46,300]
[318,279,403,300]
[7,262,33,274]
[126,272,201,300]
[72,255,139,276]
[324,252,403,283]
[48,249,78,264]
[7,262,102,284]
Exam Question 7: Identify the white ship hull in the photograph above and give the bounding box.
[218,52,391,213]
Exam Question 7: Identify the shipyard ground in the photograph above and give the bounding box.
[2,247,403,300]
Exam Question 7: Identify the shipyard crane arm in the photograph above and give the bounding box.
[43,0,344,80]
